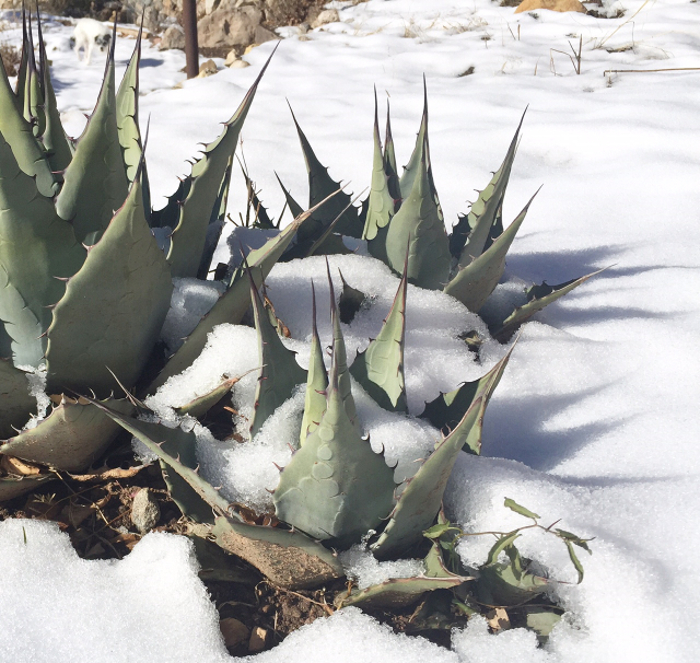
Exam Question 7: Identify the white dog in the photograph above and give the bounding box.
[69,18,112,65]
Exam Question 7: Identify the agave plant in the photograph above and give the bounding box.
[251,87,601,344]
[0,15,301,499]
[90,257,589,634]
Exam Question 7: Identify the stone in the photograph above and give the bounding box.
[130,488,160,534]
[310,8,339,29]
[197,6,263,50]
[254,24,280,45]
[159,25,186,50]
[220,618,249,648]
[514,0,586,14]
[198,58,219,76]
[228,58,251,68]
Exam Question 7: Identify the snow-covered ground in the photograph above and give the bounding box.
[2,0,700,661]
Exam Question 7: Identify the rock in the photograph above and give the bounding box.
[131,488,160,534]
[248,626,268,652]
[197,6,263,50]
[160,25,186,50]
[198,59,219,76]
[225,49,250,67]
[254,24,280,45]
[515,0,586,14]
[228,58,251,68]
[311,8,339,29]
[220,618,249,648]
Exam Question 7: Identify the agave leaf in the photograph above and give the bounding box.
[14,10,29,108]
[350,262,407,413]
[275,172,305,219]
[327,263,359,431]
[398,81,429,199]
[175,376,238,419]
[248,274,307,440]
[148,213,302,393]
[489,268,605,342]
[363,92,397,263]
[202,516,345,590]
[167,52,274,277]
[0,473,53,502]
[38,17,72,173]
[289,106,362,240]
[371,397,482,560]
[453,111,525,264]
[21,31,46,139]
[383,99,401,200]
[337,269,366,324]
[335,574,467,610]
[0,395,133,472]
[419,344,514,455]
[0,32,56,197]
[0,360,35,438]
[55,47,129,244]
[300,283,328,446]
[0,130,85,367]
[46,175,173,397]
[197,154,232,279]
[524,607,563,641]
[90,400,233,520]
[274,343,395,548]
[385,131,450,291]
[443,191,538,313]
[116,23,151,215]
[241,162,275,229]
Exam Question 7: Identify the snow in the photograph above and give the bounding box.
[2,1,700,661]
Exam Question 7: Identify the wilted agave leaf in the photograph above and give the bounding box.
[0,474,54,502]
[47,174,173,397]
[204,516,344,590]
[167,51,275,277]
[0,360,36,438]
[248,273,307,440]
[55,45,129,244]
[300,284,328,446]
[419,344,514,455]
[372,398,482,560]
[289,105,362,240]
[350,261,408,413]
[489,268,605,342]
[444,191,538,312]
[0,395,133,473]
[453,111,526,264]
[335,574,467,610]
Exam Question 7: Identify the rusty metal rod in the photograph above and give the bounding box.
[182,0,198,79]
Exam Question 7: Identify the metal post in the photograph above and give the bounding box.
[182,0,198,79]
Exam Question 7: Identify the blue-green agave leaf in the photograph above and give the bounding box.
[90,400,233,519]
[46,174,172,397]
[337,268,366,324]
[453,111,525,264]
[0,131,85,367]
[489,267,605,342]
[385,129,450,291]
[443,191,538,313]
[383,99,400,199]
[21,20,46,139]
[350,260,407,413]
[116,23,151,215]
[300,283,328,446]
[363,92,397,263]
[148,212,303,393]
[274,339,395,548]
[167,50,275,277]
[0,360,35,437]
[175,376,239,420]
[290,105,362,240]
[55,48,129,244]
[203,516,345,589]
[371,397,482,559]
[419,344,514,455]
[1,395,133,472]
[398,81,429,199]
[0,31,56,197]
[249,273,307,440]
